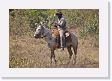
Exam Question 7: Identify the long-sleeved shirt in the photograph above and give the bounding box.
[57,17,66,30]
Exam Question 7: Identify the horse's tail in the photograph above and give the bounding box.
[71,32,78,55]
[75,40,78,55]
[72,35,78,64]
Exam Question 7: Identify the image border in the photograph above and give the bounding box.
[0,0,109,78]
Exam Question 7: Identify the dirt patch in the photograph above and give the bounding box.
[9,29,99,68]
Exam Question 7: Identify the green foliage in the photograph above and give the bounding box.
[9,9,99,38]
[79,10,99,38]
[9,10,31,36]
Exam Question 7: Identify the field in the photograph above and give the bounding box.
[9,28,99,68]
[9,9,99,68]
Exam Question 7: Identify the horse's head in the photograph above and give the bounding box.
[34,23,44,38]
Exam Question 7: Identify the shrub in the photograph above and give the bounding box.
[9,9,99,38]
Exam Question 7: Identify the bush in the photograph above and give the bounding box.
[9,9,99,38]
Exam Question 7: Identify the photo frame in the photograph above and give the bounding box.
[0,0,109,78]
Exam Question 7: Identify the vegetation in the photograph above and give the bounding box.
[9,9,99,38]
[9,9,99,68]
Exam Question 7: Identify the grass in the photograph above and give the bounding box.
[9,28,99,68]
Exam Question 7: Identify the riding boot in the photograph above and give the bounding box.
[60,36,65,50]
[63,35,66,47]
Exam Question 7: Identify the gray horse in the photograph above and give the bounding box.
[34,24,78,64]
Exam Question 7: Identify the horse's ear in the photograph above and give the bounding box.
[40,22,43,25]
[35,23,38,26]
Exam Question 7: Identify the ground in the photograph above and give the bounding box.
[9,28,99,68]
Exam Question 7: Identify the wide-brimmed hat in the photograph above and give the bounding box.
[56,12,63,16]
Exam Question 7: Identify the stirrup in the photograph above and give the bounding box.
[60,47,64,51]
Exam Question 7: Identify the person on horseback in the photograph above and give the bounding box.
[55,11,67,50]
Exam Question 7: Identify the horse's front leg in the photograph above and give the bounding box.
[50,49,57,64]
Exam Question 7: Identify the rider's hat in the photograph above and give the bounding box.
[56,11,63,16]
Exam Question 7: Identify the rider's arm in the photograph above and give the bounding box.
[58,18,66,28]
[59,18,64,26]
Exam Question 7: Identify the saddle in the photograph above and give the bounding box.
[51,28,71,48]
[52,28,71,37]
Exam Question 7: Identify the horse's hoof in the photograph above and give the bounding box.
[67,61,70,65]
[55,60,57,64]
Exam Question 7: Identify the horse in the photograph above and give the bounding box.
[34,24,78,64]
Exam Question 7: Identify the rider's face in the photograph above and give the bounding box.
[57,15,62,19]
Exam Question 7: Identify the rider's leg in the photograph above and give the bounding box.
[58,29,64,50]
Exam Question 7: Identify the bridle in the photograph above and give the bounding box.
[40,26,49,38]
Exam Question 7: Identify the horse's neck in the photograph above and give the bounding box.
[43,28,52,43]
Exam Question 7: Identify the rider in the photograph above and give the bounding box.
[55,11,67,50]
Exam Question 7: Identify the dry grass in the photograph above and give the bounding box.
[9,28,99,68]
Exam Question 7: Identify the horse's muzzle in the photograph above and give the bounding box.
[34,34,40,38]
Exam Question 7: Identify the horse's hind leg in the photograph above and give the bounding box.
[50,49,57,65]
[73,44,78,64]
[67,46,73,64]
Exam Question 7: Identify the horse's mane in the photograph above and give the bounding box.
[44,27,52,33]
